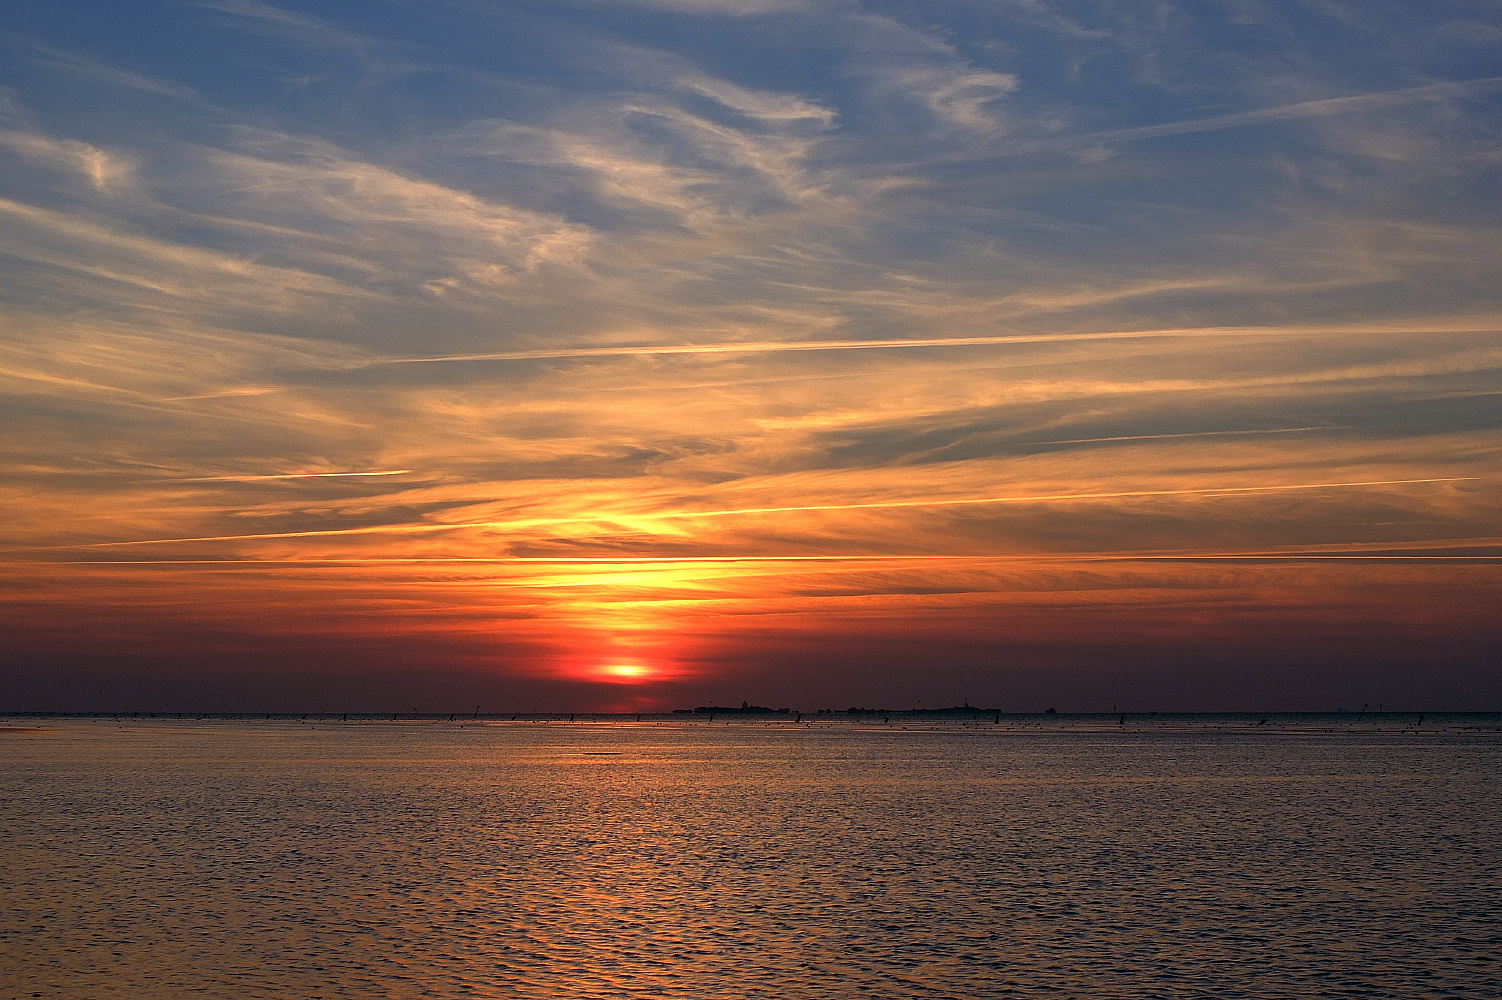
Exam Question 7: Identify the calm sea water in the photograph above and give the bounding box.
[3,717,1499,998]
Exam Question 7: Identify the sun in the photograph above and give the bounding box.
[600,662,651,681]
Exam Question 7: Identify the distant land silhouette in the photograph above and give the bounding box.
[678,702,1005,716]
[683,702,792,715]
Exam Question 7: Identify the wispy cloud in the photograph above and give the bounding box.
[599,0,808,14]
[0,128,135,191]
[365,327,1312,365]
[166,470,414,483]
[190,0,389,54]
[191,132,598,284]
[37,477,1476,550]
[2,0,1499,700]
[1021,76,1502,156]
[4,34,197,98]
[842,11,1020,136]
[0,194,376,314]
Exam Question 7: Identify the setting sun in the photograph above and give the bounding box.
[601,663,650,682]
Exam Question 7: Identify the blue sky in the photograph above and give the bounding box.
[2,1,1500,711]
[5,0,1498,347]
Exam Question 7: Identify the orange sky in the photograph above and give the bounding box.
[2,2,1499,710]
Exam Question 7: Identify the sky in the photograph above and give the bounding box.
[1,0,1499,713]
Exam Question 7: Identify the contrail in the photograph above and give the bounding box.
[166,470,414,483]
[41,476,1478,549]
[1054,77,1502,147]
[893,77,1502,170]
[360,319,1500,368]
[1018,427,1337,446]
[524,478,1478,525]
[16,548,1500,567]
[368,327,1278,365]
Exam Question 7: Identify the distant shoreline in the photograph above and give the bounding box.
[5,710,1499,726]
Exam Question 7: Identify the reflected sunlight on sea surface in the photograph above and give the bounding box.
[3,717,1500,998]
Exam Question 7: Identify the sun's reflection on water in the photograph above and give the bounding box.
[5,719,1502,998]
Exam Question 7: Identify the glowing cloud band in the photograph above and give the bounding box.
[36,476,1480,549]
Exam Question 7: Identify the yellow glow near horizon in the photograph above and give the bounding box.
[601,663,650,682]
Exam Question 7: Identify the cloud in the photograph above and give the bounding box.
[0,129,135,192]
[675,73,835,127]
[0,118,601,340]
[0,195,374,317]
[190,0,385,53]
[844,12,1020,135]
[48,477,1478,550]
[1437,20,1502,48]
[592,0,807,14]
[457,112,822,230]
[362,326,1330,365]
[167,470,414,482]
[3,35,198,98]
[1052,77,1502,151]
[444,56,842,239]
[195,132,597,284]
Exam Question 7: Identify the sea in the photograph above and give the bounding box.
[3,714,1499,998]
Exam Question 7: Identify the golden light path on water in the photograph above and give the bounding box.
[7,718,1502,997]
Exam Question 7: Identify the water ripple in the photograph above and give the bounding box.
[3,722,1499,997]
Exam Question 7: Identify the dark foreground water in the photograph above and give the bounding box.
[3,716,1499,998]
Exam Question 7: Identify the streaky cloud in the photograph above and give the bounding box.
[369,328,1332,366]
[1077,76,1502,144]
[165,470,415,482]
[42,477,1479,549]
[1016,427,1341,447]
[890,76,1502,169]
